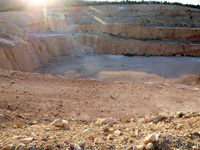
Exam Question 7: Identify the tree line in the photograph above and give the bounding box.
[0,0,199,12]
[76,1,200,9]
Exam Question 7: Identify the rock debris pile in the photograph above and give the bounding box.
[0,109,199,150]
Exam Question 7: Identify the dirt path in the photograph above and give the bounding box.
[0,69,200,120]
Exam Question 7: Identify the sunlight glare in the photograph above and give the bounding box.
[29,0,48,7]
[32,0,44,4]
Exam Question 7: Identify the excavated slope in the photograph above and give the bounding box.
[0,4,200,72]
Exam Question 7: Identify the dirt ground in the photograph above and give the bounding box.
[0,68,200,120]
[0,68,200,149]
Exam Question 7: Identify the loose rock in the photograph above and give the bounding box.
[143,134,156,144]
[136,145,144,150]
[175,111,185,118]
[51,119,69,129]
[64,138,70,145]
[114,130,121,136]
[63,120,70,130]
[20,137,33,144]
[74,144,82,150]
[27,144,34,150]
[51,119,63,127]
[96,118,121,125]
[140,116,163,124]
[146,142,155,150]
[15,143,25,150]
[107,134,113,140]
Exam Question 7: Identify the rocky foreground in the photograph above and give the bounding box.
[0,109,199,150]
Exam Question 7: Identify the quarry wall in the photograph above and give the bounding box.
[0,4,200,72]
[0,33,200,72]
[75,23,200,43]
[0,4,199,28]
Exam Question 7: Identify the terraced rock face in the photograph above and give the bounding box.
[0,4,200,72]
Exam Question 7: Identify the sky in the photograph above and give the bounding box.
[88,0,200,5]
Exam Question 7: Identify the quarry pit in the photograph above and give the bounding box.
[0,3,200,149]
[0,3,200,119]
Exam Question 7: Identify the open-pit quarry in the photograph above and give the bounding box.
[0,4,200,150]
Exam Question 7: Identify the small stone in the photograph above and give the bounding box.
[63,120,70,130]
[74,144,82,150]
[30,125,39,128]
[107,134,113,140]
[103,127,110,133]
[55,143,62,148]
[88,135,95,141]
[140,118,146,123]
[70,144,74,149]
[175,54,181,57]
[141,116,163,124]
[175,111,185,118]
[155,134,160,141]
[7,143,17,149]
[100,118,113,124]
[136,145,144,150]
[77,141,85,147]
[51,119,69,129]
[94,138,101,144]
[128,146,137,150]
[32,121,38,125]
[64,138,70,145]
[114,130,121,136]
[48,137,54,140]
[143,134,156,144]
[27,144,34,150]
[128,139,133,143]
[42,134,49,141]
[20,137,33,144]
[45,128,50,131]
[146,142,155,150]
[130,132,136,137]
[177,124,183,129]
[192,146,198,150]
[125,128,130,132]
[106,123,113,127]
[13,125,18,129]
[96,118,120,125]
[15,143,25,150]
[51,119,63,127]
[83,128,94,134]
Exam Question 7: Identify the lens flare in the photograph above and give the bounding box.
[33,0,44,4]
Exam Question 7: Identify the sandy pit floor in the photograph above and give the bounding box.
[1,54,200,121]
[34,54,200,82]
[0,68,200,120]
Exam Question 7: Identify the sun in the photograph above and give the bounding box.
[31,0,45,5]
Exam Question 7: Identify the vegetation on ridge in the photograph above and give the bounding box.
[0,0,199,12]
